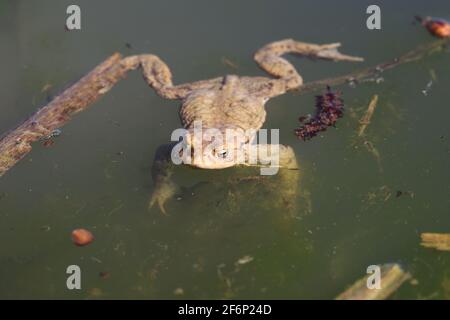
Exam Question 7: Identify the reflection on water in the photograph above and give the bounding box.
[0,0,449,299]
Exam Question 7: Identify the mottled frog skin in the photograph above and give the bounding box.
[120,39,363,213]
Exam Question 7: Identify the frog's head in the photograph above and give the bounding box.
[183,126,251,169]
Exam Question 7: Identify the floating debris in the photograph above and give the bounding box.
[429,69,438,83]
[221,57,239,70]
[173,287,185,296]
[235,255,254,266]
[363,140,383,173]
[41,83,53,93]
[99,271,111,279]
[71,228,94,246]
[416,16,450,38]
[295,86,344,141]
[410,278,419,286]
[336,263,411,300]
[347,77,358,88]
[361,77,384,84]
[361,185,393,210]
[421,233,450,251]
[91,256,102,264]
[358,95,379,137]
[87,287,103,298]
[40,225,51,232]
[422,80,433,96]
[396,190,415,199]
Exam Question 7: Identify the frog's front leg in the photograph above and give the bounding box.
[148,142,180,214]
[253,39,364,97]
[121,55,222,100]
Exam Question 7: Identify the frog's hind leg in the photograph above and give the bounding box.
[254,39,364,95]
[245,144,303,218]
[148,142,180,214]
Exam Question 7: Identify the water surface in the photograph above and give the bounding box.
[0,0,449,299]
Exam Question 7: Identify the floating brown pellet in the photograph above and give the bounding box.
[71,228,94,246]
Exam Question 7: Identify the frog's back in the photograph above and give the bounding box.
[179,75,267,132]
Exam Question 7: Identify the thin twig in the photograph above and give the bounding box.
[358,95,379,137]
[296,39,448,95]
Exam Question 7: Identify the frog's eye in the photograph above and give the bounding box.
[216,149,228,159]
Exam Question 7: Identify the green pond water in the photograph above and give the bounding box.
[0,0,449,299]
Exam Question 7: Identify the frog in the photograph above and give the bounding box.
[119,39,363,214]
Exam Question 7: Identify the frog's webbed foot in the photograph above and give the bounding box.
[148,143,179,215]
[315,43,365,62]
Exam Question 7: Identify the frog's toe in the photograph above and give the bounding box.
[148,181,178,215]
[148,195,168,215]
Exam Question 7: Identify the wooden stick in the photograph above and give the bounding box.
[0,53,129,177]
[358,95,379,137]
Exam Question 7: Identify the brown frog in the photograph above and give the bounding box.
[120,39,363,213]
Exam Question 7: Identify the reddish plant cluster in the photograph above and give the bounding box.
[295,86,344,141]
